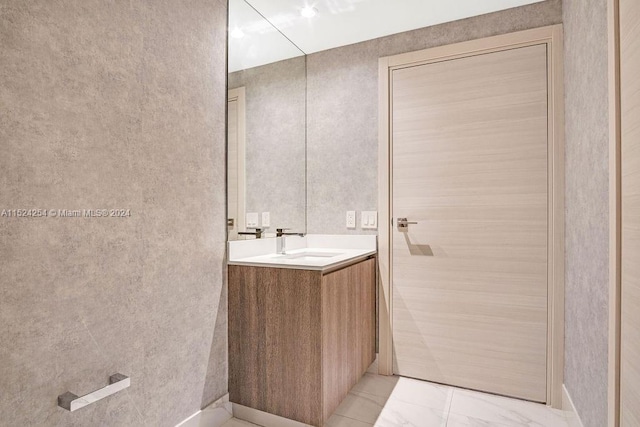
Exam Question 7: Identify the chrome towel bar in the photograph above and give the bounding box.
[58,373,130,412]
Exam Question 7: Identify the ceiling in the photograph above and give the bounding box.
[228,0,545,72]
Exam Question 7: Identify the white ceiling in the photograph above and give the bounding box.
[228,0,304,73]
[229,0,545,72]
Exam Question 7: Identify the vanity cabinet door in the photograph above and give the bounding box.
[228,265,323,424]
[321,258,376,422]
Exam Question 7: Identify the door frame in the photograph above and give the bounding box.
[228,87,246,239]
[607,0,621,425]
[377,25,565,407]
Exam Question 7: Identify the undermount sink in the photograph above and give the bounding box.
[275,251,343,260]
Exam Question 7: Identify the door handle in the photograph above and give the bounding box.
[397,218,418,231]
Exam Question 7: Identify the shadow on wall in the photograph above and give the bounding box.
[200,259,230,408]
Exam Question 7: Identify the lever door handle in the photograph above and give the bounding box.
[397,218,418,231]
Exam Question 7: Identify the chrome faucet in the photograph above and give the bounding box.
[276,228,305,254]
[238,228,265,239]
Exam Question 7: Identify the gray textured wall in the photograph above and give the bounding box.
[0,1,228,426]
[305,0,563,234]
[563,0,610,426]
[229,57,307,234]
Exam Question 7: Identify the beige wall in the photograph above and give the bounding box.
[0,1,228,426]
[562,0,610,426]
[305,0,563,234]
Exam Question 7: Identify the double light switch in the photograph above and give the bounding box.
[361,211,377,229]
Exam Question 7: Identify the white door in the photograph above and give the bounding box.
[620,0,640,423]
[391,44,549,402]
[228,88,246,240]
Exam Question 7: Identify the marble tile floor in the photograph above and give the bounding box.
[221,372,572,427]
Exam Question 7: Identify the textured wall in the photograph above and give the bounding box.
[562,0,610,426]
[229,57,307,234]
[0,1,228,426]
[305,0,563,234]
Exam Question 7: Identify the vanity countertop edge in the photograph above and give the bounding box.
[228,248,377,272]
[227,234,377,272]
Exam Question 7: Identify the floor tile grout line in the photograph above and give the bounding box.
[444,388,456,426]
[445,396,571,427]
[445,410,570,427]
[335,391,385,425]
[351,376,398,393]
[331,413,375,426]
[348,389,391,402]
[350,385,461,424]
[369,393,450,410]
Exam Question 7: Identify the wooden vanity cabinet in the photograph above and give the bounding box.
[228,257,376,426]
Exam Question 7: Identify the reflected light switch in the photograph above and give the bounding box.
[246,212,259,228]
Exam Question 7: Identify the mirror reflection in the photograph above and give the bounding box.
[227,0,306,241]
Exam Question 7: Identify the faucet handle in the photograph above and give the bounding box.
[238,228,264,239]
[276,228,290,236]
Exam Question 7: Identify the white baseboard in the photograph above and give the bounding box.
[176,394,233,427]
[562,385,585,427]
[233,403,313,427]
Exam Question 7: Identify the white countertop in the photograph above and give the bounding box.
[227,235,377,271]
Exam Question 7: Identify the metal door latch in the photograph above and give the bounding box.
[396,217,418,231]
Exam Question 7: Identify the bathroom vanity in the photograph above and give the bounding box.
[228,236,376,426]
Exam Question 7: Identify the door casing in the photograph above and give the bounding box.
[607,0,640,424]
[377,25,565,408]
[608,0,621,425]
[228,87,246,240]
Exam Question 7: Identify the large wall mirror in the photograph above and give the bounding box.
[227,0,306,240]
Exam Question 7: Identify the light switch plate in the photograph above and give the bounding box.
[261,212,270,227]
[246,212,259,228]
[346,211,356,229]
[361,211,378,229]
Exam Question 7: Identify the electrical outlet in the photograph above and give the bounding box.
[346,211,356,228]
[361,211,378,230]
[261,212,270,227]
